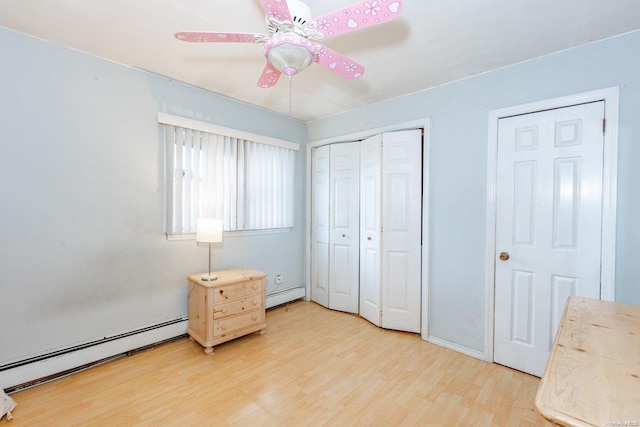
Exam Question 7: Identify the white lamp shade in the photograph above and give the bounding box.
[196,218,224,243]
[267,43,313,75]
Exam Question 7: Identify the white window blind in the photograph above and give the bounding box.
[160,113,299,236]
[240,141,296,230]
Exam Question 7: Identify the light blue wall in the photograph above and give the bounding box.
[309,30,640,353]
[0,27,307,364]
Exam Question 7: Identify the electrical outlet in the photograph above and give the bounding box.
[275,274,284,284]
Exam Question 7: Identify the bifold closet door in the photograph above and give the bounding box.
[310,145,330,308]
[381,130,422,332]
[359,135,383,326]
[310,142,360,313]
[328,142,360,313]
[359,130,422,333]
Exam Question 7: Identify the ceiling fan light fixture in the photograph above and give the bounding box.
[265,33,317,77]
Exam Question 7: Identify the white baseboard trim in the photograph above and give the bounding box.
[2,288,306,390]
[428,335,488,361]
[266,287,306,309]
[1,319,187,391]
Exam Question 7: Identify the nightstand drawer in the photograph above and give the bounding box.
[213,279,264,303]
[213,296,263,319]
[213,310,265,337]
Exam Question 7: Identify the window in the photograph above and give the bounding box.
[159,113,299,237]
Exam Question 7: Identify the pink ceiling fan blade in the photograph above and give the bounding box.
[258,0,292,22]
[257,62,283,88]
[316,45,365,80]
[313,0,402,39]
[174,32,261,43]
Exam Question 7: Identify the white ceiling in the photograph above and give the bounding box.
[1,0,640,122]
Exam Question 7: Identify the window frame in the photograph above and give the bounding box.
[159,113,300,239]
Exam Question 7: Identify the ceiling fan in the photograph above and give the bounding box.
[174,0,403,88]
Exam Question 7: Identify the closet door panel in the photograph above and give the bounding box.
[310,145,330,307]
[386,250,411,309]
[359,135,382,325]
[381,130,422,333]
[328,142,360,313]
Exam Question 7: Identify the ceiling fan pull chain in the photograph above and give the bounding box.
[288,75,293,116]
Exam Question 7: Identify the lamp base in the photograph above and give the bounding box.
[201,273,218,281]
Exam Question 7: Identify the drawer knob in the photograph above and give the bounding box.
[252,284,258,290]
[221,324,227,331]
[252,300,257,306]
[252,315,257,321]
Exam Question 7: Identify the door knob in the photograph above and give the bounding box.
[499,252,510,261]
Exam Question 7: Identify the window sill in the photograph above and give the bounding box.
[166,227,292,241]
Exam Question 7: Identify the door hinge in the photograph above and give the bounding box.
[602,118,606,134]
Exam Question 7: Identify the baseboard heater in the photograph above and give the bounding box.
[0,317,188,392]
[265,286,306,309]
[1,287,307,392]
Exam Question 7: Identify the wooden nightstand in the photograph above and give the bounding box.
[186,268,267,355]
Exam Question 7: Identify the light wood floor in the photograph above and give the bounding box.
[7,301,551,426]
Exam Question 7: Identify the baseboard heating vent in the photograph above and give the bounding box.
[266,287,305,309]
[1,317,188,391]
[3,335,186,394]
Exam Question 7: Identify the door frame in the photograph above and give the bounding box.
[306,117,431,338]
[484,87,619,363]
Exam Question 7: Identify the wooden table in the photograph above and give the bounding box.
[535,296,640,426]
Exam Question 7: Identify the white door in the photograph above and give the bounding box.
[380,130,422,332]
[310,145,330,308]
[328,142,360,313]
[359,130,422,332]
[359,135,383,326]
[494,101,605,377]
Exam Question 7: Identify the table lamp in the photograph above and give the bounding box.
[196,218,224,281]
